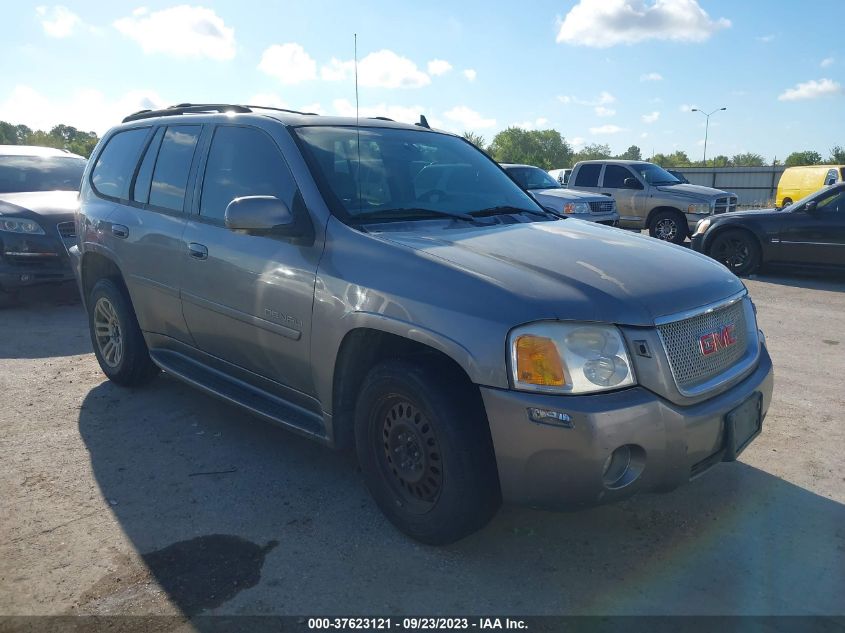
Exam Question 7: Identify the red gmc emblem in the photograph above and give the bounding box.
[699,324,737,356]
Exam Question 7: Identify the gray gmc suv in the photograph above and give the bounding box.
[72,104,773,544]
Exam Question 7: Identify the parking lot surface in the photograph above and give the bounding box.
[1,273,844,617]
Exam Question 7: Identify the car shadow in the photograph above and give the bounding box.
[76,376,845,621]
[0,282,90,359]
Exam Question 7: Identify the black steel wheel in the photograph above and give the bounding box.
[354,358,501,544]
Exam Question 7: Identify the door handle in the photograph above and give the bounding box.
[111,224,129,239]
[188,242,208,260]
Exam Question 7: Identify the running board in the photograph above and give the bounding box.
[149,349,328,442]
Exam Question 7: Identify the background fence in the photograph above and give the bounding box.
[672,166,786,208]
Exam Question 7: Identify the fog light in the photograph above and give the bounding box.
[602,444,645,489]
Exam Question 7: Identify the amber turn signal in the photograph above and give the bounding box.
[515,335,565,386]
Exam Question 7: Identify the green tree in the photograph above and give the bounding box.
[617,145,642,160]
[488,127,573,170]
[829,145,845,163]
[706,155,731,167]
[664,150,692,167]
[572,143,612,163]
[784,150,823,166]
[730,152,765,167]
[461,131,486,151]
[0,120,99,157]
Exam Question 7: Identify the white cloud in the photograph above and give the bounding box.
[642,111,660,123]
[427,59,453,76]
[36,5,82,38]
[679,103,697,112]
[0,84,165,135]
[756,34,775,43]
[443,105,495,130]
[331,99,426,124]
[247,93,288,109]
[589,124,625,134]
[320,50,430,88]
[259,43,317,84]
[640,132,648,138]
[820,57,834,68]
[557,0,731,47]
[513,117,550,130]
[640,72,663,81]
[114,5,235,60]
[463,68,477,81]
[778,78,842,101]
[570,136,586,148]
[595,105,616,117]
[560,91,616,107]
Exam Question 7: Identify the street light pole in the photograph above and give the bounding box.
[691,107,726,165]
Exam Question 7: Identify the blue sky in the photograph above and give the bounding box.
[2,0,843,162]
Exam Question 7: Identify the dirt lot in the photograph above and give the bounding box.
[1,273,844,618]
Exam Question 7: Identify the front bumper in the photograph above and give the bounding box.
[571,211,619,226]
[0,231,75,291]
[690,233,706,253]
[481,342,773,509]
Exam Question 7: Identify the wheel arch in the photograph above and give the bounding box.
[80,249,129,306]
[705,223,766,261]
[330,327,483,449]
[646,205,686,229]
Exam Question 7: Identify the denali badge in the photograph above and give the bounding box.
[699,324,737,356]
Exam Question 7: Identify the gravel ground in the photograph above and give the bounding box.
[1,273,843,618]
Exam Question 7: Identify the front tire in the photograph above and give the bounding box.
[649,210,687,244]
[88,278,159,386]
[354,359,501,545]
[709,229,761,276]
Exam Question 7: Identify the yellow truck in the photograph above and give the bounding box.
[776,165,845,207]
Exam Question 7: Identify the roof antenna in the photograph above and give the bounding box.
[418,114,431,129]
[354,33,362,214]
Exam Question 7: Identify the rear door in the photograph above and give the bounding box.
[778,189,845,266]
[90,125,198,342]
[179,123,321,397]
[570,163,602,193]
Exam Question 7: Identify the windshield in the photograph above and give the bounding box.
[506,166,562,190]
[783,185,843,210]
[0,155,86,193]
[294,126,542,221]
[631,162,681,186]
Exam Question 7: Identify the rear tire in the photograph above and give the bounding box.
[354,359,501,545]
[649,210,687,244]
[88,278,159,386]
[709,229,761,276]
[781,198,793,208]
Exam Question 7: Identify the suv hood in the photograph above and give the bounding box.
[0,191,79,217]
[531,188,603,201]
[655,183,730,199]
[377,219,744,327]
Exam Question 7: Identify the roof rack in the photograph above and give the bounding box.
[122,103,252,123]
[243,105,320,116]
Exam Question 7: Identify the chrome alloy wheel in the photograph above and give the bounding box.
[655,217,679,241]
[93,297,123,368]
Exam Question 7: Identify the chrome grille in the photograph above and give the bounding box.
[657,299,748,392]
[588,200,614,214]
[714,196,738,214]
[56,221,76,239]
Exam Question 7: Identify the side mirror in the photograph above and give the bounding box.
[803,200,819,214]
[623,177,642,189]
[225,196,295,233]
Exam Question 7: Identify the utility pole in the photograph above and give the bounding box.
[691,107,726,165]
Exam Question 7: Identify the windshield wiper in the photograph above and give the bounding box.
[469,205,552,219]
[350,207,476,223]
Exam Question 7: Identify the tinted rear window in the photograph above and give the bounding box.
[602,165,633,188]
[91,128,149,199]
[573,164,601,187]
[0,155,86,193]
[149,126,201,212]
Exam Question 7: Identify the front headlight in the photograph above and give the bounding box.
[563,201,591,214]
[0,216,46,235]
[693,218,712,236]
[687,202,711,215]
[509,322,636,394]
